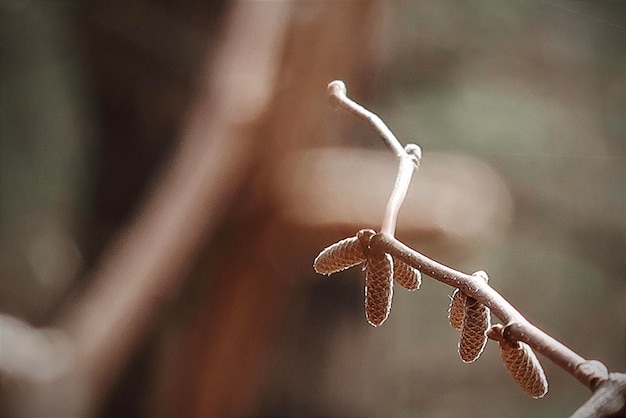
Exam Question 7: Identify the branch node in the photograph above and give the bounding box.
[356,228,376,257]
[502,322,526,346]
[487,323,506,343]
[404,143,422,168]
[571,372,626,417]
[576,360,610,391]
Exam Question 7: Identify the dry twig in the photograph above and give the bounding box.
[315,80,626,417]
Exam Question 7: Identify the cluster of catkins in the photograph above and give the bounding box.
[448,272,548,398]
[314,229,420,327]
[314,230,548,399]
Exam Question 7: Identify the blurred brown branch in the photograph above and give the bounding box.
[2,1,385,416]
[3,1,293,416]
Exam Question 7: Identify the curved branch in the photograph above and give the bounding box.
[327,81,422,237]
[328,80,406,158]
[371,233,605,390]
[324,80,626,416]
[380,149,417,236]
[570,372,626,417]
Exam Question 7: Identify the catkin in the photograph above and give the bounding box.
[499,339,548,398]
[314,236,366,275]
[392,256,421,291]
[365,253,393,326]
[448,289,466,330]
[458,296,490,363]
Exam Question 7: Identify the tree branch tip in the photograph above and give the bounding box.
[327,80,347,108]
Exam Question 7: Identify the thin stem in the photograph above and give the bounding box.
[326,80,624,414]
[327,80,422,236]
[381,150,418,236]
[371,233,605,390]
[328,80,406,159]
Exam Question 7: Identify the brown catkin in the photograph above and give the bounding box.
[499,339,548,398]
[365,253,393,327]
[392,256,421,291]
[458,296,490,363]
[314,236,366,275]
[448,289,466,330]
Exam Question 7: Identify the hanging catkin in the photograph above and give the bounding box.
[365,253,393,326]
[499,339,548,398]
[314,236,366,275]
[450,272,490,362]
[392,256,421,291]
[448,289,466,330]
[458,296,490,363]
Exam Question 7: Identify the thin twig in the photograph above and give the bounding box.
[381,150,417,235]
[328,81,422,237]
[371,233,603,389]
[328,80,406,158]
[325,80,625,416]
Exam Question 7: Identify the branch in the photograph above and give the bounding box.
[372,233,605,390]
[2,4,292,417]
[570,372,626,418]
[328,81,421,237]
[328,80,407,159]
[317,80,625,416]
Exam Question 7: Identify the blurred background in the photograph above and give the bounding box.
[0,1,625,417]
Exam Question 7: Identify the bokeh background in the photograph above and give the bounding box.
[1,1,625,417]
